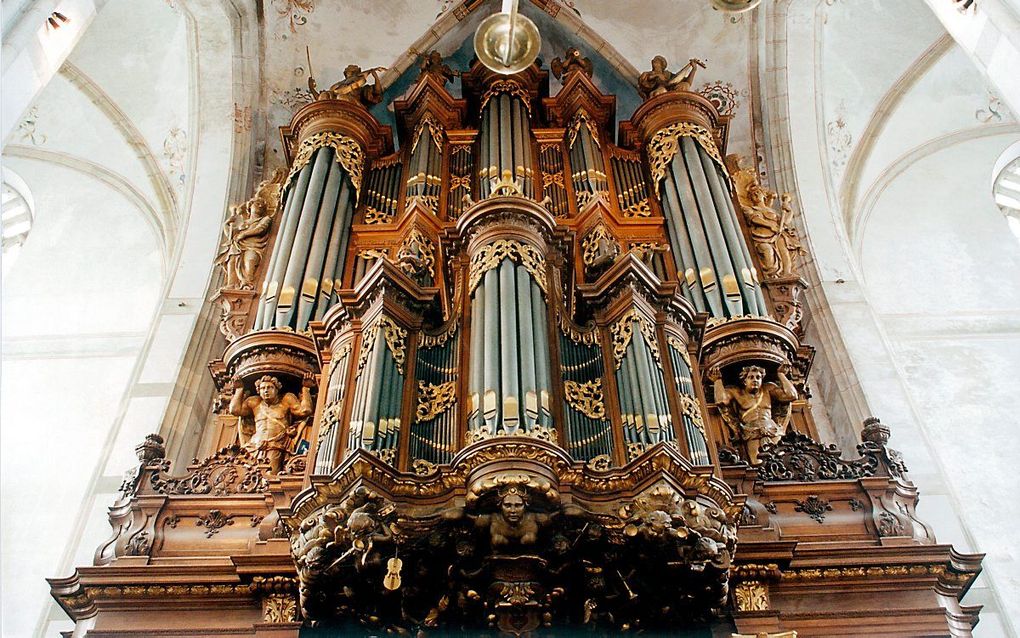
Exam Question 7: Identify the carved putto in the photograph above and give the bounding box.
[638,56,706,99]
[228,373,315,473]
[710,363,797,464]
[309,64,385,106]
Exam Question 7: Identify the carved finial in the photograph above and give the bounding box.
[860,417,889,445]
[551,46,593,80]
[135,433,166,464]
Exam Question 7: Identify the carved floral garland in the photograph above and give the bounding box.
[415,381,457,423]
[609,309,662,370]
[479,79,532,116]
[564,378,607,420]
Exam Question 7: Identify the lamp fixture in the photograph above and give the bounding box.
[474,0,541,75]
[710,0,761,13]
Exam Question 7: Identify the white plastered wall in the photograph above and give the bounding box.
[0,1,258,636]
[759,1,1019,635]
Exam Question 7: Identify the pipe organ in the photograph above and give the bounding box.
[52,44,983,638]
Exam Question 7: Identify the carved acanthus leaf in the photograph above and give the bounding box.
[647,122,725,188]
[285,131,365,202]
[468,239,548,297]
[564,378,606,420]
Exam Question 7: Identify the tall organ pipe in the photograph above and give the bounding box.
[467,256,552,437]
[257,145,359,330]
[477,88,534,199]
[657,137,765,318]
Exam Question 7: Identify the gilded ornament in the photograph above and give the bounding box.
[609,309,662,370]
[564,378,607,420]
[419,322,458,349]
[733,580,769,611]
[678,393,706,434]
[262,593,298,623]
[479,79,532,116]
[559,318,600,346]
[363,206,393,224]
[415,381,457,423]
[622,200,652,218]
[468,239,548,297]
[285,131,365,202]
[396,228,436,282]
[357,315,408,376]
[647,122,726,188]
[411,113,445,153]
[581,224,619,269]
[567,110,600,149]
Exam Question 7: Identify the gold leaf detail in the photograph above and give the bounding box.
[479,80,532,116]
[285,131,365,202]
[733,581,769,611]
[468,239,548,297]
[411,113,445,153]
[415,381,457,423]
[647,122,725,189]
[564,378,606,420]
[609,309,661,369]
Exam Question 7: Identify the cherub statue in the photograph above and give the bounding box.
[309,64,385,106]
[228,373,315,473]
[329,486,396,569]
[551,46,593,80]
[709,364,798,464]
[474,485,551,548]
[419,50,459,85]
[638,56,706,99]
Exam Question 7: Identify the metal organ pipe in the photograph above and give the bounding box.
[657,136,766,318]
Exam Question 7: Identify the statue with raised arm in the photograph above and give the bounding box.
[638,56,706,99]
[310,64,385,106]
[730,156,807,279]
[229,373,315,473]
[419,50,459,85]
[709,364,797,464]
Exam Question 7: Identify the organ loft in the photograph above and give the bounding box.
[49,25,983,638]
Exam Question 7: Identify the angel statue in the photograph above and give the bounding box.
[709,364,797,464]
[730,158,807,279]
[215,170,285,290]
[638,56,706,99]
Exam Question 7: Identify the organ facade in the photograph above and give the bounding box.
[49,42,983,637]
